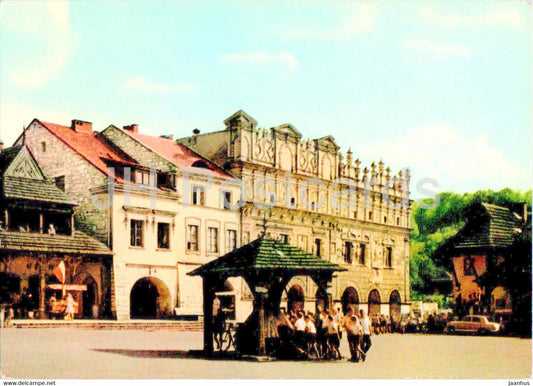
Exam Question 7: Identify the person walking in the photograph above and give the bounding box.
[360,309,372,360]
[346,314,364,362]
[65,293,77,321]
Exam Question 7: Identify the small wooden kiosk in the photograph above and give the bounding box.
[188,235,346,356]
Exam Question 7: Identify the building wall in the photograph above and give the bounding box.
[181,111,412,315]
[19,121,111,245]
[100,127,244,320]
[101,127,176,173]
[1,253,106,318]
[451,253,488,300]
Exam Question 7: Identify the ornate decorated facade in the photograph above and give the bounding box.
[180,110,412,317]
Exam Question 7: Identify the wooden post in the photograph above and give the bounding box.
[254,287,268,355]
[39,212,44,234]
[38,257,47,319]
[4,209,8,230]
[202,277,215,355]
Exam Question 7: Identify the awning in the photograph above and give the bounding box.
[47,284,87,291]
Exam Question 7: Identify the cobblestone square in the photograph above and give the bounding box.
[1,329,531,379]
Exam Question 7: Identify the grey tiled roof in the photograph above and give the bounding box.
[3,176,74,205]
[435,203,525,258]
[452,203,523,250]
[0,230,112,256]
[189,236,346,277]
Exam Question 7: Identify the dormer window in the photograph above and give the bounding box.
[135,170,152,186]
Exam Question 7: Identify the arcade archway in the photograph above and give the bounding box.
[342,286,360,314]
[389,290,401,319]
[73,273,98,319]
[130,277,172,319]
[287,285,305,313]
[368,289,381,317]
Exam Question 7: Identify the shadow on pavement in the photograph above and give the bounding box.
[91,349,252,361]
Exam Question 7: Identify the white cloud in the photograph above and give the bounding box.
[5,1,79,89]
[403,39,472,58]
[0,99,75,146]
[421,8,525,29]
[282,3,376,41]
[354,124,530,196]
[220,51,299,71]
[121,76,197,94]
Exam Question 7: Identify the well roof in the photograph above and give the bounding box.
[188,236,346,277]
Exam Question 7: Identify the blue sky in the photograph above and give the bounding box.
[1,0,531,199]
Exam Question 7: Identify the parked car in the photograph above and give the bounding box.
[445,315,500,335]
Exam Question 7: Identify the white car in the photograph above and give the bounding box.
[445,315,500,335]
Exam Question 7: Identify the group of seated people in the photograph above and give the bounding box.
[274,305,367,361]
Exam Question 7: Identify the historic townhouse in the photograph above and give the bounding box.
[19,119,242,320]
[0,144,112,319]
[99,124,245,320]
[179,110,412,317]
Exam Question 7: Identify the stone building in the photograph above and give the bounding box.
[0,144,112,319]
[434,202,531,326]
[99,124,246,320]
[18,118,244,320]
[179,110,412,317]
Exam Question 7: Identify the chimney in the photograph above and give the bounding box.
[71,119,93,133]
[192,128,200,144]
[123,124,139,133]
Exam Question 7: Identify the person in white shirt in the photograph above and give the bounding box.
[360,309,372,359]
[326,314,341,359]
[293,311,307,353]
[345,314,365,362]
[304,314,319,357]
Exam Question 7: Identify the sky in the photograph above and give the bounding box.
[0,0,531,200]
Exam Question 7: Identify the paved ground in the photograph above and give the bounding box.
[1,328,531,379]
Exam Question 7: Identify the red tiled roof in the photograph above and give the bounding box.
[125,130,233,179]
[37,120,138,181]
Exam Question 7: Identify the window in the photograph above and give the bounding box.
[330,242,336,257]
[130,220,144,247]
[311,202,316,210]
[385,247,393,267]
[353,211,357,219]
[344,241,353,264]
[384,216,387,224]
[270,194,276,204]
[396,217,400,226]
[463,257,475,276]
[280,234,289,244]
[315,238,322,257]
[221,191,232,209]
[157,223,170,249]
[290,197,296,207]
[192,186,205,206]
[135,170,151,186]
[298,235,308,251]
[41,142,46,152]
[207,227,218,253]
[187,225,199,251]
[226,229,237,253]
[368,211,373,221]
[55,176,65,192]
[359,243,366,265]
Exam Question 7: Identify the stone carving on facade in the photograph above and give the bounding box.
[252,129,274,164]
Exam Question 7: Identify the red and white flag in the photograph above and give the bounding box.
[52,261,66,284]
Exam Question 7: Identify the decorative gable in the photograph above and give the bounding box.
[224,110,257,131]
[5,147,45,180]
[271,123,302,141]
[315,135,339,152]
